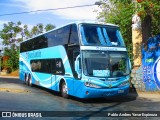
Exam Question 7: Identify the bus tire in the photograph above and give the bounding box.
[60,81,68,99]
[28,74,32,87]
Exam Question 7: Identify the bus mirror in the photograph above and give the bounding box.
[129,59,132,74]
[75,55,81,78]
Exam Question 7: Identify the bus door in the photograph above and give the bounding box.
[67,45,80,78]
[52,58,65,90]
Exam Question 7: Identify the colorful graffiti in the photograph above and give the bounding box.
[142,34,160,91]
[153,57,160,89]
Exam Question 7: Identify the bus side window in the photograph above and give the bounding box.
[56,26,70,45]
[55,58,65,75]
[73,51,80,69]
[70,24,79,45]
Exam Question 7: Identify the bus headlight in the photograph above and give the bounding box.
[118,81,129,87]
[84,82,101,88]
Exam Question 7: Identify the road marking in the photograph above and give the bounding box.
[0,88,31,93]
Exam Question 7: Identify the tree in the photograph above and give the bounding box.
[45,24,56,31]
[0,22,56,72]
[97,0,160,62]
[0,21,23,46]
[23,24,32,39]
[98,0,135,62]
[135,0,160,42]
[3,45,19,71]
[29,23,55,38]
[31,23,43,36]
[0,21,23,71]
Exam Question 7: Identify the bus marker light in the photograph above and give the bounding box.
[86,91,89,95]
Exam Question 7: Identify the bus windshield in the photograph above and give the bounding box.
[80,24,125,47]
[82,51,130,77]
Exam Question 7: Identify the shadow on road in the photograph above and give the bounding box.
[34,84,138,104]
[0,77,138,104]
[0,77,23,84]
[71,91,138,104]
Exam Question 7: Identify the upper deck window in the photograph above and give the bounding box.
[80,24,125,47]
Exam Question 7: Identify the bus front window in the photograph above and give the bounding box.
[109,52,130,77]
[80,24,125,47]
[81,25,101,45]
[82,51,130,77]
[82,51,110,77]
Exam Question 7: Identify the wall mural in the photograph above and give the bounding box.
[142,34,160,91]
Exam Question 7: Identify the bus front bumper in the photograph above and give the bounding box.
[78,84,130,99]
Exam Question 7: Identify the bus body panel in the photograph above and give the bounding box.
[19,45,72,89]
[19,22,131,99]
[78,84,130,98]
[71,76,130,98]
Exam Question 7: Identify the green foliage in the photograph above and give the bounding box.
[98,0,160,64]
[25,23,55,38]
[45,24,56,32]
[0,21,56,71]
[98,0,134,63]
[0,21,23,45]
[31,23,44,36]
[0,21,22,72]
[3,45,19,71]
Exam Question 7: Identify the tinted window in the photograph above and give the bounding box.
[35,35,48,50]
[20,42,26,52]
[30,59,55,74]
[104,28,124,46]
[57,25,70,45]
[20,35,48,52]
[55,58,65,75]
[20,24,77,53]
[46,31,57,47]
[80,24,125,47]
[30,58,65,75]
[70,24,79,45]
[46,25,70,47]
[81,25,101,45]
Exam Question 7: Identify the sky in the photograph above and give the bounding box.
[0,0,101,31]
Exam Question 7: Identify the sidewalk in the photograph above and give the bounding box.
[127,89,160,102]
[132,91,160,100]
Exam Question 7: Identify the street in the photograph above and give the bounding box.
[0,77,160,120]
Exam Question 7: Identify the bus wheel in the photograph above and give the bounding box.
[61,81,68,99]
[28,74,32,87]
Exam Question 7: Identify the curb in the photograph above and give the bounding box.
[129,91,160,100]
[137,91,160,99]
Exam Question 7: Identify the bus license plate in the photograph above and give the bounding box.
[118,90,124,93]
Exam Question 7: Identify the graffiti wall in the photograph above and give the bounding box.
[142,34,160,91]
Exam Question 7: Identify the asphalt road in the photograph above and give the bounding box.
[0,77,160,120]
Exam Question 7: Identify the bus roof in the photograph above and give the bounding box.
[20,21,119,44]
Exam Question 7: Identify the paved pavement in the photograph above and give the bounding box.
[0,76,160,120]
[0,75,160,101]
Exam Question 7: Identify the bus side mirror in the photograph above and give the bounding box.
[75,55,81,79]
[129,59,132,74]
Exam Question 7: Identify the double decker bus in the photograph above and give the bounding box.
[19,22,131,99]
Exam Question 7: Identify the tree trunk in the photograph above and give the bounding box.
[142,15,152,43]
